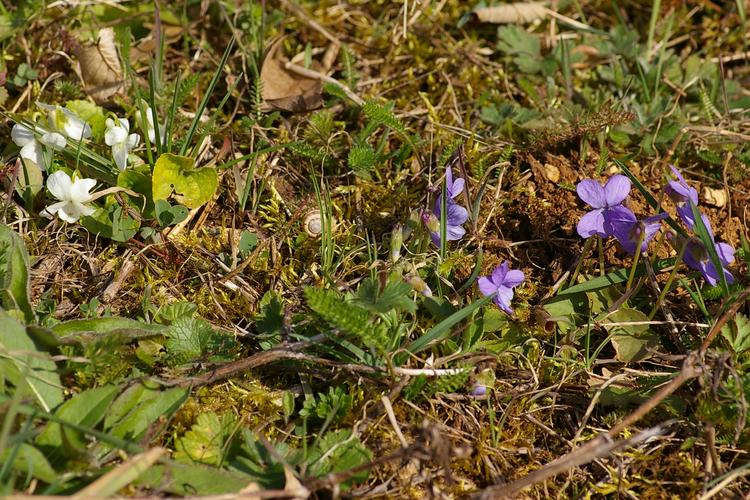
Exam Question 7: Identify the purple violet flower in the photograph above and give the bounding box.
[423,197,468,246]
[682,215,735,286]
[478,261,525,314]
[445,166,465,200]
[610,211,668,255]
[576,175,635,238]
[664,165,699,229]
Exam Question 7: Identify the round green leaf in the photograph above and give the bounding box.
[152,153,218,209]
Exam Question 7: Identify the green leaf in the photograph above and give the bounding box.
[65,99,106,142]
[689,200,730,295]
[404,295,493,358]
[36,385,120,451]
[348,144,377,176]
[155,199,189,227]
[603,308,659,363]
[81,199,140,242]
[136,462,256,495]
[104,382,188,442]
[155,301,197,325]
[152,153,218,209]
[254,291,284,350]
[174,412,238,466]
[0,443,57,483]
[50,317,167,344]
[0,223,34,323]
[165,316,233,365]
[305,287,388,351]
[354,277,416,314]
[0,313,63,412]
[721,313,750,355]
[239,230,258,257]
[307,429,372,486]
[559,259,674,295]
[117,164,154,217]
[361,101,407,136]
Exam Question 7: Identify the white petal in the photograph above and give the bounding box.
[74,202,95,217]
[112,143,128,171]
[70,178,97,203]
[61,110,91,140]
[11,123,35,147]
[57,202,82,223]
[36,101,56,111]
[105,126,127,146]
[20,141,42,165]
[127,133,140,148]
[118,118,130,132]
[47,171,73,201]
[43,201,67,217]
[40,132,67,150]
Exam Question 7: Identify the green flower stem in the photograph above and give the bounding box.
[649,240,688,319]
[626,230,647,291]
[569,237,595,288]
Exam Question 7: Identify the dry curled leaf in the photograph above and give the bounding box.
[74,28,124,104]
[474,2,548,24]
[260,38,323,113]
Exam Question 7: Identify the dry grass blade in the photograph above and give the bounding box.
[474,2,548,24]
[73,27,125,104]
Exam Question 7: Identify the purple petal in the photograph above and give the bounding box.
[449,178,465,199]
[491,262,509,285]
[576,179,606,208]
[445,224,466,241]
[502,269,525,288]
[478,276,499,298]
[676,204,696,229]
[494,287,515,314]
[445,202,468,227]
[577,209,606,238]
[716,242,735,266]
[603,175,631,206]
[666,166,699,205]
[603,205,636,235]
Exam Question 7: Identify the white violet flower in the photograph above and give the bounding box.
[105,118,140,171]
[139,105,164,144]
[42,171,97,223]
[36,101,91,140]
[11,123,67,171]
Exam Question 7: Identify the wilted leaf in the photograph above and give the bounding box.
[152,153,218,209]
[474,2,548,24]
[74,27,125,103]
[15,156,44,197]
[260,38,323,113]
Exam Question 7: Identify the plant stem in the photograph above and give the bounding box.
[649,240,687,319]
[626,230,647,291]
[569,237,595,288]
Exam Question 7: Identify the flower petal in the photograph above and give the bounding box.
[603,174,631,206]
[42,201,67,217]
[11,123,35,147]
[56,203,81,223]
[576,179,606,208]
[20,141,42,166]
[576,209,606,238]
[491,261,509,285]
[445,202,468,227]
[46,171,73,201]
[716,242,735,266]
[112,143,128,171]
[478,276,499,298]
[445,224,466,241]
[494,287,514,314]
[502,269,525,288]
[603,204,636,237]
[70,178,96,203]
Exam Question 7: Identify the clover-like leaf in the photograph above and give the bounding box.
[152,153,217,209]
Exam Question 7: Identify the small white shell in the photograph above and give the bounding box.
[304,210,322,237]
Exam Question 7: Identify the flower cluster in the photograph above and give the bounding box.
[10,100,163,224]
[574,167,735,286]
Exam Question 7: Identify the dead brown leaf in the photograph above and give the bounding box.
[260,38,323,113]
[73,28,124,104]
[474,2,548,24]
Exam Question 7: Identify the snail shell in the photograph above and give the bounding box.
[304,210,322,237]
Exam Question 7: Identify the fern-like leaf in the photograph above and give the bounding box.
[362,101,407,136]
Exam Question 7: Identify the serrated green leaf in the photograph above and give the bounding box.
[155,301,197,325]
[354,277,416,314]
[152,153,218,209]
[165,316,232,364]
[307,429,372,486]
[721,313,750,354]
[174,412,238,465]
[361,101,406,136]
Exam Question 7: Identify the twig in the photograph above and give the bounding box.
[284,61,365,106]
